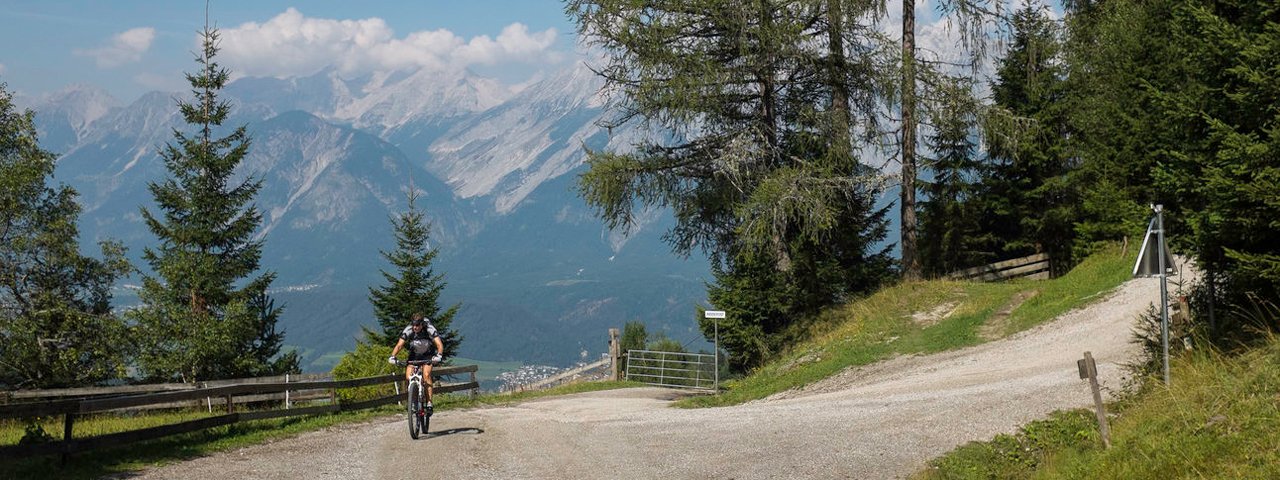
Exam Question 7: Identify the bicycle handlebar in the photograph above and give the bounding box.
[395,359,434,367]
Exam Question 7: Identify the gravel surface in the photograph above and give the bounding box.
[130,264,1190,480]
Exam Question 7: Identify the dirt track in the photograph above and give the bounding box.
[130,266,1186,479]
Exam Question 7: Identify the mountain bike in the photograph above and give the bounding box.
[396,360,433,439]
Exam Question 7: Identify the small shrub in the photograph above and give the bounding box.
[18,421,55,446]
[330,341,399,402]
[1124,302,1195,386]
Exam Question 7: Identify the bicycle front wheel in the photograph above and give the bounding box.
[407,383,420,439]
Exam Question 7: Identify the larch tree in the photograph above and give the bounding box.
[567,0,894,370]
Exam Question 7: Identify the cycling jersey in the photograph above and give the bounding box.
[400,323,440,360]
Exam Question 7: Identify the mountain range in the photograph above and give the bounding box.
[29,63,713,371]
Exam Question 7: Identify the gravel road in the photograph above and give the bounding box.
[130,265,1188,480]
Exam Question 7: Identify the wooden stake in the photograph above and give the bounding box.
[1078,352,1112,449]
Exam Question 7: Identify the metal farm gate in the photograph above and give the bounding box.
[625,350,717,390]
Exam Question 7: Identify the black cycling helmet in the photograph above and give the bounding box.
[411,317,425,327]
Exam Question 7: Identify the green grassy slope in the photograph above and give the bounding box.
[680,246,1136,408]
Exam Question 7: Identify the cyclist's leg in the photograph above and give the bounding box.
[423,363,434,404]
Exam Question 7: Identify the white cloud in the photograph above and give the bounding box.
[76,27,156,68]
[219,8,562,79]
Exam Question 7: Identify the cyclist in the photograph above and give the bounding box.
[388,313,444,412]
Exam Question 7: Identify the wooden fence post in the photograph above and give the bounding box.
[60,413,75,465]
[609,328,620,381]
[1078,351,1112,449]
[470,371,477,401]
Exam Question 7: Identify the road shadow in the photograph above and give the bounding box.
[424,427,484,439]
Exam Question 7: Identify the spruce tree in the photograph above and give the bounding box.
[981,4,1078,274]
[363,190,460,360]
[131,27,297,382]
[918,77,990,276]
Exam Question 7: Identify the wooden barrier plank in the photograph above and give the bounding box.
[434,365,479,375]
[1026,271,1051,280]
[238,404,338,422]
[65,414,240,456]
[434,381,481,394]
[524,358,610,390]
[5,373,330,403]
[83,390,331,414]
[202,373,329,388]
[0,398,82,419]
[949,253,1049,279]
[7,383,197,400]
[339,394,401,412]
[974,260,1051,282]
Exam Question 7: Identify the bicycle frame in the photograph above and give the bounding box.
[398,360,432,439]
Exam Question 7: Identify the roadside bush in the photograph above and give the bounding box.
[330,341,399,403]
[1124,302,1195,386]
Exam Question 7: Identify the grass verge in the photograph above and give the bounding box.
[678,246,1136,408]
[915,336,1280,479]
[0,380,639,480]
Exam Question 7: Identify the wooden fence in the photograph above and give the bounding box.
[519,358,611,391]
[948,253,1051,282]
[0,365,479,460]
[2,373,335,413]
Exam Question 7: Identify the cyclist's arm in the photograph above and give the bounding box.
[390,338,406,358]
[433,337,444,357]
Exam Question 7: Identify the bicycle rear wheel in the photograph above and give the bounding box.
[407,383,420,439]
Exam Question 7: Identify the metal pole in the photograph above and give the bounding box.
[714,317,719,391]
[1156,205,1171,384]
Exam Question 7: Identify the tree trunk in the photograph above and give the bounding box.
[901,0,922,281]
[827,0,851,159]
[759,1,790,272]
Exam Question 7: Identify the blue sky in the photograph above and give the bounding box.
[0,0,1025,105]
[0,1,580,102]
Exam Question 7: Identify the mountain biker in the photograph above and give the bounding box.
[388,313,444,412]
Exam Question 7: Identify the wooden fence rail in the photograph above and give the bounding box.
[0,365,479,460]
[2,373,333,402]
[521,358,611,391]
[947,253,1051,282]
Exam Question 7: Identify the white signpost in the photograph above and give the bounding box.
[705,310,725,390]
